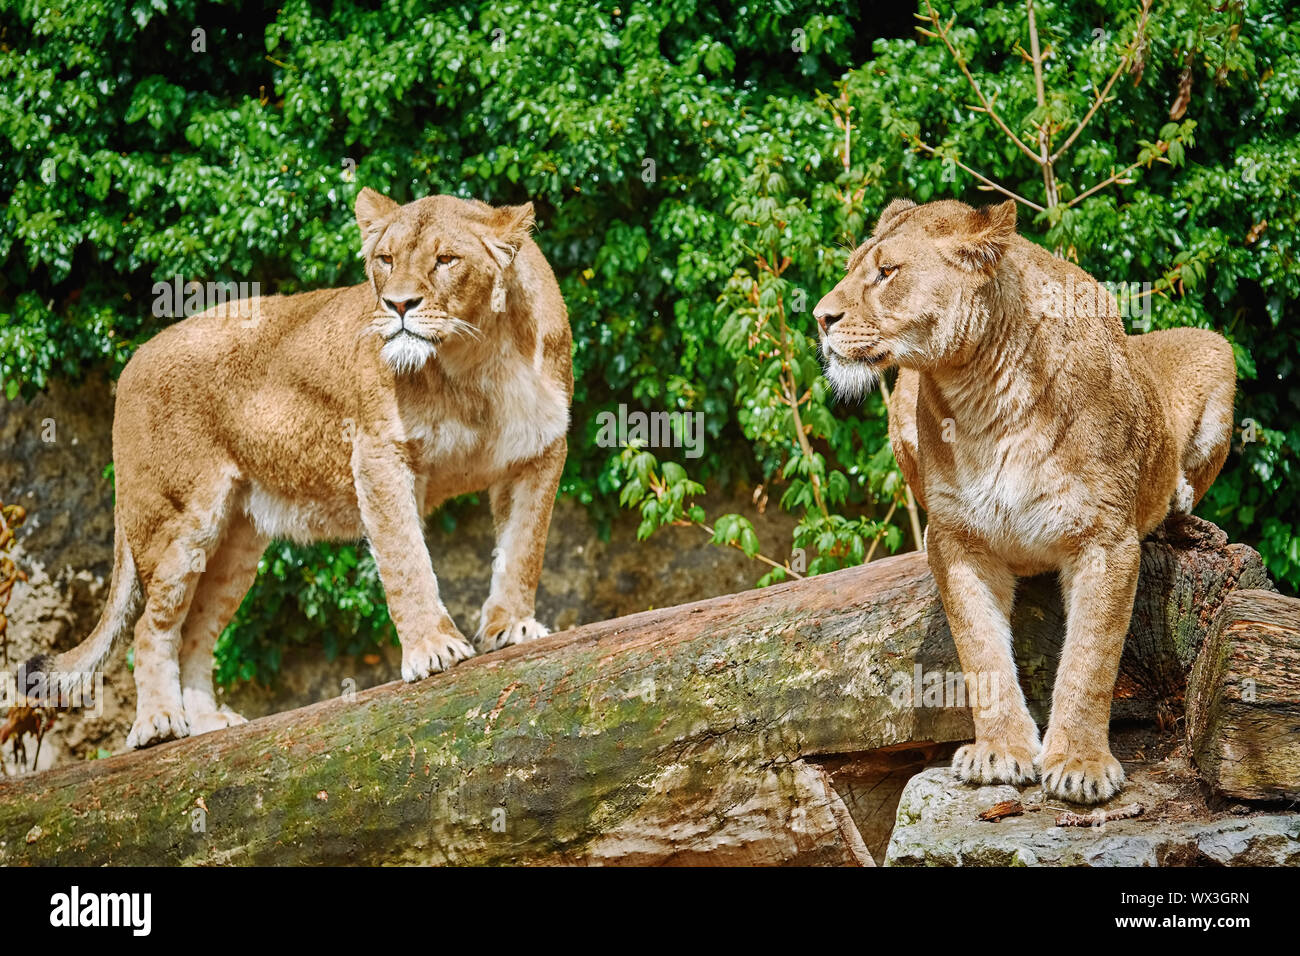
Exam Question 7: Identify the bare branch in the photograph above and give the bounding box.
[919,0,1042,165]
[907,136,1046,211]
[1050,0,1154,164]
[1026,0,1059,208]
[1066,142,1169,208]
[863,499,899,565]
[1027,1,1049,111]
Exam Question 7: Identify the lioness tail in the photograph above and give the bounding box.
[19,510,141,703]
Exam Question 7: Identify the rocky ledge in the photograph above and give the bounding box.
[885,759,1300,867]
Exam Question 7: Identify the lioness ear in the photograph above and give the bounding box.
[355,188,399,242]
[481,202,536,270]
[482,202,535,313]
[873,198,916,236]
[947,200,1017,272]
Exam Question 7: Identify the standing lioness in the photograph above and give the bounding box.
[815,198,1235,803]
[29,189,572,749]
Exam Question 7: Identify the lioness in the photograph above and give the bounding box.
[815,198,1235,803]
[28,189,572,749]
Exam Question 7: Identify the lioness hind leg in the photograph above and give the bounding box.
[126,531,204,749]
[1131,328,1235,511]
[475,438,566,653]
[1183,361,1235,507]
[180,514,266,735]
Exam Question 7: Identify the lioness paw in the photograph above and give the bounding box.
[126,707,190,749]
[1038,747,1125,804]
[400,631,475,682]
[952,738,1040,786]
[187,707,248,737]
[475,616,549,654]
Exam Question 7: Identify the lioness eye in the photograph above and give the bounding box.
[877,265,898,282]
[377,254,393,266]
[436,254,458,266]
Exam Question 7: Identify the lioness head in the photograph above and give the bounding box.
[813,198,1018,398]
[355,188,537,373]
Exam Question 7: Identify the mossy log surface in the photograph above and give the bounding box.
[1187,588,1300,802]
[0,522,1269,865]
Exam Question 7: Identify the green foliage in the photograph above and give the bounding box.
[625,148,911,581]
[214,542,394,685]
[2,0,1297,684]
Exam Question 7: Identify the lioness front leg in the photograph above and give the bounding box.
[927,528,1040,785]
[354,443,474,681]
[475,438,565,653]
[1040,538,1140,803]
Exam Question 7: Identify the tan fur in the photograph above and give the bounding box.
[44,190,573,749]
[815,198,1235,803]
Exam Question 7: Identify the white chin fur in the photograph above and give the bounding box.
[823,351,879,402]
[382,334,437,374]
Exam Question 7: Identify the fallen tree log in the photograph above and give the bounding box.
[0,522,1272,865]
[1187,588,1300,802]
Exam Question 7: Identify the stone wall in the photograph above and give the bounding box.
[0,375,795,772]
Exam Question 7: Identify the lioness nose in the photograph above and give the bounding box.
[815,310,844,332]
[384,296,423,318]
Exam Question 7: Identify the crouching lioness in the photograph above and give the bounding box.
[28,189,572,749]
[815,198,1235,803]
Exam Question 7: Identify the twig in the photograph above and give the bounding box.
[772,280,829,520]
[1026,1,1059,209]
[1050,0,1154,163]
[863,499,898,565]
[919,1,1042,164]
[907,136,1045,212]
[1055,803,1145,827]
[979,799,1025,822]
[1067,150,1158,208]
[676,520,805,580]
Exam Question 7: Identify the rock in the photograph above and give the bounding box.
[885,765,1300,866]
[1180,817,1300,866]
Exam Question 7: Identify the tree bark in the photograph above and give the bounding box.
[0,522,1272,865]
[1187,588,1300,802]
[1015,514,1272,724]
